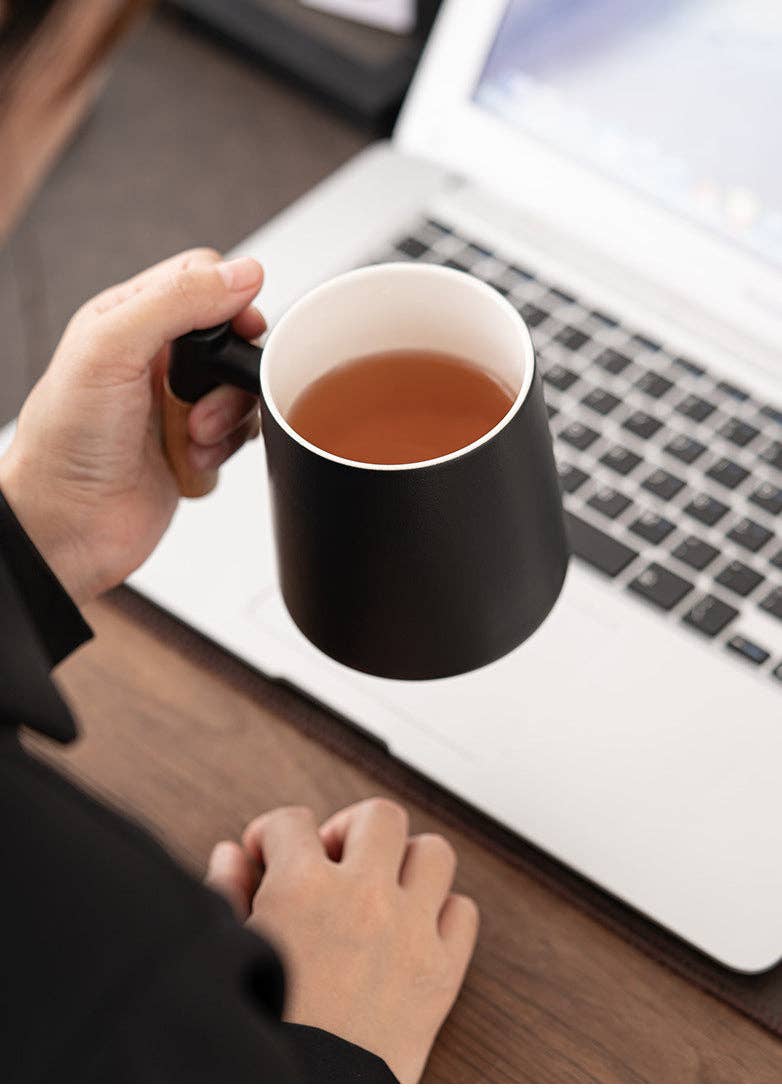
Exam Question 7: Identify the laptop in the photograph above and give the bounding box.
[130,0,782,973]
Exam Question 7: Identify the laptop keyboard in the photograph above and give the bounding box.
[378,217,782,684]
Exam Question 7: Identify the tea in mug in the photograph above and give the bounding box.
[287,348,515,464]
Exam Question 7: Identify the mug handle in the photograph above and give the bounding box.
[163,322,262,498]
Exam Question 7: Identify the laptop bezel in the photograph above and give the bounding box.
[395,0,782,358]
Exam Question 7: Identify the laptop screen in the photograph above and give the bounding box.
[474,0,782,269]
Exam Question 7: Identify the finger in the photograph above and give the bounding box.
[129,245,224,282]
[188,413,259,472]
[232,304,266,341]
[75,256,264,373]
[205,840,260,921]
[86,247,224,317]
[189,385,259,445]
[319,797,409,877]
[399,833,457,907]
[439,893,480,963]
[242,805,325,873]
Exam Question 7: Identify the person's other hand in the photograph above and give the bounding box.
[0,248,264,604]
[205,798,479,1083]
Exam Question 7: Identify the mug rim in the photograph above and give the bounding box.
[260,262,536,472]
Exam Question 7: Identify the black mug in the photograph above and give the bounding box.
[164,263,569,680]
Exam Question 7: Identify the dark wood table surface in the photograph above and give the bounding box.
[10,9,782,1083]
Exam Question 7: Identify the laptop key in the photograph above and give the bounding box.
[623,411,662,440]
[760,404,782,427]
[684,493,730,527]
[672,536,720,571]
[760,588,782,622]
[629,512,675,545]
[642,468,685,501]
[520,303,548,328]
[557,462,588,494]
[635,370,673,399]
[459,243,493,264]
[715,560,764,597]
[581,387,620,416]
[444,258,470,273]
[397,236,429,259]
[775,663,782,682]
[728,518,774,553]
[589,309,619,329]
[727,635,770,665]
[547,286,576,306]
[706,457,749,489]
[716,380,750,402]
[749,482,782,517]
[555,326,590,352]
[588,487,632,520]
[565,512,638,577]
[543,364,578,391]
[759,442,782,471]
[676,394,717,422]
[720,417,759,447]
[671,356,706,377]
[630,333,662,354]
[772,549,782,570]
[684,594,738,637]
[595,347,631,375]
[600,444,642,476]
[509,263,534,281]
[664,434,706,465]
[629,563,694,611]
[559,421,599,451]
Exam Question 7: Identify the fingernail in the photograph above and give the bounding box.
[211,841,236,865]
[216,256,262,292]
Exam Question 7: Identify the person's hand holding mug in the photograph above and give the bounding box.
[0,248,264,605]
[1,254,481,1081]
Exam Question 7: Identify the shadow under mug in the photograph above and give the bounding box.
[164,263,569,680]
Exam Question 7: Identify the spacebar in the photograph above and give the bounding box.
[565,511,638,577]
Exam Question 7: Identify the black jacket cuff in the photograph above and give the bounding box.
[0,489,92,667]
[280,1024,398,1083]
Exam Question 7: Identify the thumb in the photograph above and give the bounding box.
[205,840,260,921]
[73,255,264,372]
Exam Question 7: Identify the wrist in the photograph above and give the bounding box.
[0,451,94,606]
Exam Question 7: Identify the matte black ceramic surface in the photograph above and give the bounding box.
[170,322,569,680]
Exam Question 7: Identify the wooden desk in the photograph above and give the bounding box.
[31,591,782,1082]
[12,9,782,1083]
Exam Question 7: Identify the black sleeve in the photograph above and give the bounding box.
[281,1025,398,1083]
[0,489,92,667]
[0,737,396,1083]
[0,491,396,1083]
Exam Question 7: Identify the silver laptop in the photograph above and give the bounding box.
[131,0,782,973]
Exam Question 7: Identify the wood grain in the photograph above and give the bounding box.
[162,376,218,498]
[27,590,782,1083]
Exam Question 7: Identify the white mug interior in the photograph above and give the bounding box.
[260,262,535,470]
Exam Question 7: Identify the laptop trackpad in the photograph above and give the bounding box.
[249,565,782,972]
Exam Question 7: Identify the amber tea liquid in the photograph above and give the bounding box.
[287,348,515,464]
